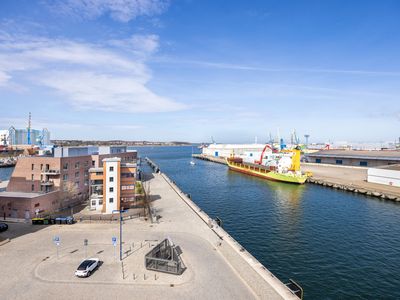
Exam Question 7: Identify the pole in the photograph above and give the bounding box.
[120,210,122,261]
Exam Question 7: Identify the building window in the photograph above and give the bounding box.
[99,199,103,205]
[34,203,39,207]
[31,164,34,171]
[109,197,114,203]
[75,162,80,169]
[31,184,34,191]
[31,174,34,181]
[63,163,68,170]
[96,172,103,176]
[360,161,368,167]
[91,200,96,206]
[75,171,79,178]
[63,174,68,181]
[109,187,114,192]
[40,164,43,170]
[109,177,114,182]
[109,166,114,172]
[316,159,321,163]
[84,161,89,167]
[336,160,343,165]
[92,160,95,166]
[75,181,79,188]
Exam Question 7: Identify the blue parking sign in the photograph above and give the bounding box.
[53,236,60,246]
[112,236,117,246]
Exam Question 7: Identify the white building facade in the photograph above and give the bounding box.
[202,144,266,158]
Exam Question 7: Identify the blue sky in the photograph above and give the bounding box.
[0,0,399,143]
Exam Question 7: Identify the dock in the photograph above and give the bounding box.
[193,154,400,202]
[302,163,400,201]
[192,154,227,165]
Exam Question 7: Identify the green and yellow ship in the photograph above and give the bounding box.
[226,146,310,184]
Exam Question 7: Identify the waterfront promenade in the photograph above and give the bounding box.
[0,171,297,300]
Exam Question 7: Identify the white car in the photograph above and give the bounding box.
[75,258,99,277]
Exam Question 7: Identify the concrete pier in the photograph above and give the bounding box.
[192,154,227,165]
[302,163,400,202]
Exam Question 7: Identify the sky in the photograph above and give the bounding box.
[0,0,399,143]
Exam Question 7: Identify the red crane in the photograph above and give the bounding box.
[255,144,278,165]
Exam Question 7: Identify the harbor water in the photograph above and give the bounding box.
[136,146,400,299]
[0,167,14,181]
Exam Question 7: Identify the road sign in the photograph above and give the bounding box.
[84,239,88,246]
[53,236,60,248]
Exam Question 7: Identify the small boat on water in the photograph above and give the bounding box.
[190,146,196,165]
[226,145,309,184]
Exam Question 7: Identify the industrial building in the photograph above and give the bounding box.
[306,150,400,168]
[0,146,137,219]
[89,157,137,214]
[202,144,266,158]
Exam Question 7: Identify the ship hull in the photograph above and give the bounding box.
[226,160,307,184]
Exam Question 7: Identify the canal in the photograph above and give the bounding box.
[137,146,400,299]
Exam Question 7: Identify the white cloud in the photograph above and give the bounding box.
[45,0,169,22]
[109,34,159,57]
[0,71,11,86]
[0,32,186,113]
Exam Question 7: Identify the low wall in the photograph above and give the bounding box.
[160,172,297,300]
[368,168,400,187]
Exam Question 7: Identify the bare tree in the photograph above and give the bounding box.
[61,181,78,212]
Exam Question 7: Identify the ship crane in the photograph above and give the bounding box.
[255,144,278,165]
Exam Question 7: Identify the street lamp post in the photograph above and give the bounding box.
[113,209,127,261]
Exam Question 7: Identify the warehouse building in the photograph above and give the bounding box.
[202,144,266,158]
[306,150,400,167]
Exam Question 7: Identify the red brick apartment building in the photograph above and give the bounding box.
[0,146,137,219]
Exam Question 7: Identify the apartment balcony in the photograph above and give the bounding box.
[41,180,54,186]
[41,169,60,176]
[90,194,103,199]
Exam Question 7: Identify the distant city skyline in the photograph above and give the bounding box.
[0,0,399,143]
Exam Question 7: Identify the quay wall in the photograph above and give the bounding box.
[192,154,227,165]
[157,169,298,300]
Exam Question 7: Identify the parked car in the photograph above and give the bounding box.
[55,216,74,224]
[75,258,99,277]
[0,223,8,232]
[31,217,55,225]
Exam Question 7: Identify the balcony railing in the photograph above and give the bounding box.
[40,180,54,186]
[41,169,60,175]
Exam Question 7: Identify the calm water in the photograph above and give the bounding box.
[0,167,14,181]
[136,146,400,299]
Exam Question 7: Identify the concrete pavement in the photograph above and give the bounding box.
[0,171,297,300]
